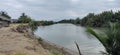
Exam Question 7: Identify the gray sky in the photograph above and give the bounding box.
[0,0,120,21]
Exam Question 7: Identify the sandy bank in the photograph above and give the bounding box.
[0,24,52,55]
[0,24,78,55]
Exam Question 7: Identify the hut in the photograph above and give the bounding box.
[0,15,11,27]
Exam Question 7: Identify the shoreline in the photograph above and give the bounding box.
[35,35,78,55]
[23,24,78,55]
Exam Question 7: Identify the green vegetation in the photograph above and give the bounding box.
[29,20,39,31]
[0,11,11,19]
[18,13,32,23]
[81,11,114,27]
[57,17,81,24]
[57,19,75,24]
[17,13,55,31]
[17,13,55,26]
[29,20,55,31]
[87,23,120,55]
[52,51,59,55]
[58,10,120,27]
[2,10,120,28]
[9,51,26,55]
[36,20,55,26]
[37,37,43,41]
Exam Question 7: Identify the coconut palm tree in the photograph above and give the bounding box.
[87,23,120,55]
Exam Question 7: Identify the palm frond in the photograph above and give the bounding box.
[86,23,120,55]
[86,28,107,47]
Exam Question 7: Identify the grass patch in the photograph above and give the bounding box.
[8,51,26,55]
[52,50,59,55]
[37,37,43,41]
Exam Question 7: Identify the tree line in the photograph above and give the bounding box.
[58,10,120,27]
[17,13,55,25]
[80,10,119,27]
[17,13,55,31]
[2,10,120,28]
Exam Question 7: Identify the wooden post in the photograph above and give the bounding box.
[75,41,82,55]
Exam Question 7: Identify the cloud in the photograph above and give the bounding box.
[25,0,36,2]
[2,0,24,9]
[0,0,120,20]
[4,2,23,9]
[107,0,115,2]
[70,0,80,3]
[67,10,81,17]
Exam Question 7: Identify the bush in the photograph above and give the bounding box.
[29,21,39,31]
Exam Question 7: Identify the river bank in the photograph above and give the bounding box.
[35,23,105,55]
[27,24,78,55]
[0,24,53,55]
[36,36,78,55]
[0,24,75,55]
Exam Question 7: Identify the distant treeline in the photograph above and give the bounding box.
[16,13,55,31]
[2,10,120,27]
[58,10,120,27]
[16,13,55,26]
[57,17,80,24]
[81,10,120,27]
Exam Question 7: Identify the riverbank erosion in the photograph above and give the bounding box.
[0,24,52,55]
[0,24,74,55]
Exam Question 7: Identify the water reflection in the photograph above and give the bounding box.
[34,23,105,55]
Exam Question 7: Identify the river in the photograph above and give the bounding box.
[34,23,105,55]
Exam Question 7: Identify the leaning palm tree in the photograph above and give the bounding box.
[86,23,120,55]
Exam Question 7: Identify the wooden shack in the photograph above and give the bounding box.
[0,15,11,27]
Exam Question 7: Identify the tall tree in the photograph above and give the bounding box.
[18,13,32,23]
[0,11,11,19]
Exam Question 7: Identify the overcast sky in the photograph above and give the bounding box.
[0,0,120,21]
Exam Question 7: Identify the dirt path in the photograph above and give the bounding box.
[0,24,52,55]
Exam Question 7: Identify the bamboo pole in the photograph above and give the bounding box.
[75,41,82,55]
